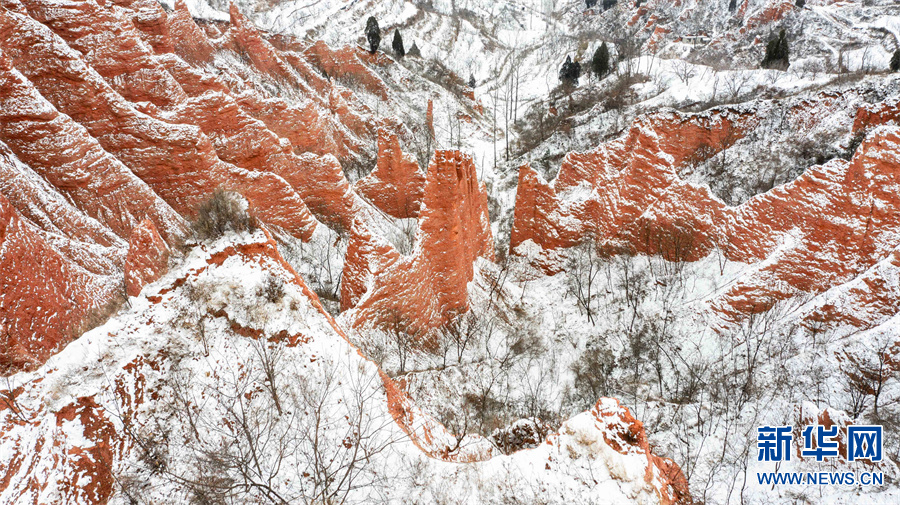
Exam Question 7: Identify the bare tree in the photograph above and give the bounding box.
[839,338,897,418]
[383,309,417,375]
[671,58,697,85]
[116,346,401,505]
[565,237,602,324]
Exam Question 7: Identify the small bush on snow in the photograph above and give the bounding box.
[190,189,256,241]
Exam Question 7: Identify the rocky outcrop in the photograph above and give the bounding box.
[0,5,318,241]
[124,220,169,297]
[510,104,900,325]
[0,140,125,275]
[340,222,401,312]
[355,128,426,219]
[854,100,900,131]
[304,40,390,100]
[166,0,215,64]
[588,398,691,505]
[0,44,185,244]
[10,0,185,108]
[0,193,119,373]
[0,0,401,373]
[345,150,494,334]
[510,109,750,269]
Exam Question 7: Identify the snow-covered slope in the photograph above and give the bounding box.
[0,230,688,505]
[3,0,900,503]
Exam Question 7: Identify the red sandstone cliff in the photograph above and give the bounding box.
[0,0,408,372]
[345,150,494,334]
[510,101,900,325]
[355,128,427,219]
[124,220,169,297]
[0,193,119,373]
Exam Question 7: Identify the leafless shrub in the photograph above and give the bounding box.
[565,237,603,325]
[382,309,419,375]
[838,338,896,418]
[568,344,616,406]
[190,189,256,241]
[489,418,553,455]
[257,273,285,304]
[115,346,399,505]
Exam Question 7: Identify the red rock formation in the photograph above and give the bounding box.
[853,101,900,131]
[355,128,426,218]
[0,140,125,275]
[234,90,366,168]
[743,0,794,32]
[0,6,317,241]
[0,193,119,373]
[11,0,186,108]
[510,109,749,270]
[341,222,401,312]
[346,150,494,334]
[304,41,390,100]
[0,44,184,244]
[273,152,365,232]
[591,398,691,505]
[510,103,900,324]
[124,220,169,297]
[108,0,174,55]
[225,3,314,93]
[165,0,215,64]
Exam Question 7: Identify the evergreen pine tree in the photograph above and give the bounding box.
[795,0,805,8]
[891,49,900,72]
[592,42,610,78]
[560,56,572,84]
[762,29,790,70]
[777,29,790,67]
[559,56,581,86]
[468,74,476,88]
[729,0,737,12]
[392,30,405,58]
[586,0,597,8]
[365,17,381,54]
[407,41,421,58]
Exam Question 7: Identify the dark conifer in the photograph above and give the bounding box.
[891,49,900,72]
[468,74,476,88]
[761,29,790,70]
[365,17,381,54]
[729,0,737,12]
[407,41,421,58]
[559,56,581,86]
[392,30,405,58]
[592,42,610,78]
